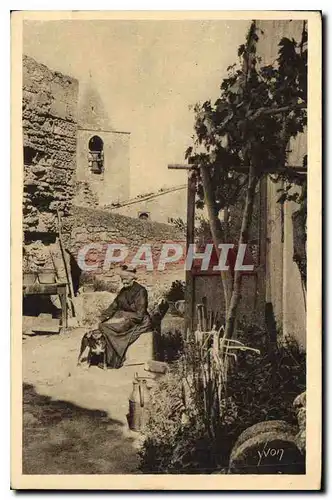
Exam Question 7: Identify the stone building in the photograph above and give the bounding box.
[23,54,131,236]
[22,55,188,229]
[75,79,130,207]
[22,55,80,319]
[257,20,307,347]
[22,55,185,316]
[23,55,79,235]
[108,184,187,225]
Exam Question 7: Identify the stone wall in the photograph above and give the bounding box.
[111,186,187,225]
[66,205,186,296]
[23,55,79,233]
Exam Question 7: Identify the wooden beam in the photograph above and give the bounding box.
[168,163,307,174]
[57,210,75,319]
[168,164,193,170]
[185,170,196,336]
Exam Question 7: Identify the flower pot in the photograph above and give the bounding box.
[37,270,56,284]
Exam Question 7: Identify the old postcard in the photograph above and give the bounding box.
[11,10,322,490]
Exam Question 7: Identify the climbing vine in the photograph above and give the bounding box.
[186,20,308,337]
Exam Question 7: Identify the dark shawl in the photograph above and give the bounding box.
[99,281,151,368]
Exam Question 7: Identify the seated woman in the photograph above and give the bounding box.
[97,265,151,368]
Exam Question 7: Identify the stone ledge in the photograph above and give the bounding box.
[123,331,154,366]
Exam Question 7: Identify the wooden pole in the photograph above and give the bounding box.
[168,164,306,174]
[168,162,233,320]
[56,210,75,318]
[199,164,233,314]
[224,165,258,339]
[185,170,196,335]
[202,296,208,331]
[168,164,193,170]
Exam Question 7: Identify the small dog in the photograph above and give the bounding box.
[78,329,107,369]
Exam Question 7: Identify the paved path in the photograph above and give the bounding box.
[23,328,145,474]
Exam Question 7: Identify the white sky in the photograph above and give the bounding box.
[23,20,249,196]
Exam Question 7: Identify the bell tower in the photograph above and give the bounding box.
[75,74,130,206]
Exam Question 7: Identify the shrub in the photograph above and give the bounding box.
[139,369,184,473]
[139,364,221,474]
[139,328,306,474]
[214,334,306,465]
[151,280,186,362]
[164,280,185,303]
[154,328,184,363]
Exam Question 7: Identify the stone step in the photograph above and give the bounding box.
[123,331,154,366]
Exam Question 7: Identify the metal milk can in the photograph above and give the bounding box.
[128,377,151,432]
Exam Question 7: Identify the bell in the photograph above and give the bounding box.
[91,159,100,173]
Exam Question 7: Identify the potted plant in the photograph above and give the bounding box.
[37,269,56,284]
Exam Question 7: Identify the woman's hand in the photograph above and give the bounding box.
[109,317,124,324]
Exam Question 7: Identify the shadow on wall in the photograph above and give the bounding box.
[65,249,82,296]
[23,295,62,319]
[23,383,139,474]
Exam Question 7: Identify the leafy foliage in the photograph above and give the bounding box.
[223,333,306,460]
[140,22,308,475]
[154,328,184,363]
[168,216,187,232]
[139,331,305,473]
[186,20,307,215]
[164,280,186,303]
[139,370,185,473]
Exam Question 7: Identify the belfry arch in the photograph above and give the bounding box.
[88,135,104,174]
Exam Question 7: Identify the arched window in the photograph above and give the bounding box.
[88,135,104,174]
[138,211,150,221]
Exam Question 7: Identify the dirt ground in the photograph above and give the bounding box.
[22,328,146,474]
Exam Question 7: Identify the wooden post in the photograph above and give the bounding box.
[202,296,208,331]
[56,210,75,318]
[196,304,203,332]
[199,164,233,314]
[260,177,277,348]
[185,170,196,335]
[57,284,68,328]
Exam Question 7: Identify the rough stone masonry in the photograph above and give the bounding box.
[22,55,185,295]
[23,55,79,234]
